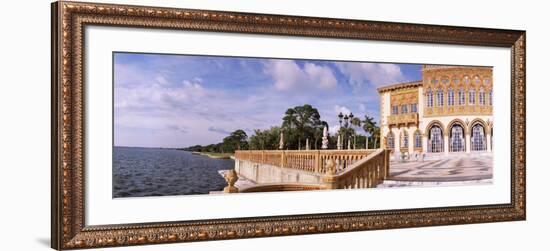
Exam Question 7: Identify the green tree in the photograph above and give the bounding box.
[221,129,249,152]
[249,126,282,150]
[281,104,324,150]
[372,127,380,149]
[362,115,380,148]
[350,117,362,149]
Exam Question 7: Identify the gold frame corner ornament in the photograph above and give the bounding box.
[51,1,526,249]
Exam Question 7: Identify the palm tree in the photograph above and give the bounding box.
[350,117,362,149]
[372,127,380,149]
[362,115,377,148]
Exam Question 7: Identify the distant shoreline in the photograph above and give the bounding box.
[113,146,234,159]
[189,151,233,160]
[114,146,179,150]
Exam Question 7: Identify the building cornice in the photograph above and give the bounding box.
[377,80,422,93]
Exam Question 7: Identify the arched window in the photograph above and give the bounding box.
[447,88,454,106]
[427,89,434,107]
[458,88,465,105]
[414,131,422,148]
[387,132,395,149]
[401,131,409,150]
[489,90,493,106]
[471,124,487,151]
[437,89,444,106]
[441,77,449,85]
[431,78,438,84]
[428,125,443,153]
[469,88,476,105]
[479,87,486,105]
[450,124,465,152]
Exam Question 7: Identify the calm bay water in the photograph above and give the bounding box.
[113,147,234,198]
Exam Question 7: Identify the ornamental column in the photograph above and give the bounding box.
[408,128,415,155]
[443,134,449,155]
[465,132,471,153]
[394,128,401,152]
[422,133,428,153]
[487,132,492,152]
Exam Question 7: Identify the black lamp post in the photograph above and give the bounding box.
[338,112,354,149]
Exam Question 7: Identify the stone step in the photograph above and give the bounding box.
[377,179,492,188]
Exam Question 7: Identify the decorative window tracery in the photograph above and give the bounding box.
[448,88,454,106]
[387,132,395,149]
[469,88,476,105]
[479,87,486,105]
[458,88,465,105]
[414,131,422,148]
[428,125,443,153]
[450,124,465,152]
[427,89,434,107]
[471,124,487,151]
[401,131,409,149]
[436,89,444,106]
[392,105,398,115]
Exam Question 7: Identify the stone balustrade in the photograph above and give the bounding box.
[234,149,377,174]
[322,148,389,189]
[232,149,389,192]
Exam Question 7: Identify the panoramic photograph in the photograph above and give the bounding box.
[113,52,494,198]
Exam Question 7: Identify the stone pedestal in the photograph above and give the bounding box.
[223,169,239,193]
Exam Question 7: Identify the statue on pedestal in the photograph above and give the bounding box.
[279,132,285,150]
[321,126,329,149]
[279,132,284,150]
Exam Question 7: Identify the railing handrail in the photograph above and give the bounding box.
[235,149,376,153]
[331,148,384,177]
[234,149,377,174]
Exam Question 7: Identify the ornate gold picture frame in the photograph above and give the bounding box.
[51,1,526,249]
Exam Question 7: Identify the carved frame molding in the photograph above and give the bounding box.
[51,1,526,249]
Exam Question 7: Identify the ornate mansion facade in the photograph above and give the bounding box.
[378,65,493,157]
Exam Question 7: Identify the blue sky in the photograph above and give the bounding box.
[114,52,422,148]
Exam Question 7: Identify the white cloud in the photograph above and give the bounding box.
[115,63,175,88]
[155,75,169,85]
[114,78,208,110]
[328,125,340,135]
[335,62,406,90]
[263,60,337,91]
[334,105,351,116]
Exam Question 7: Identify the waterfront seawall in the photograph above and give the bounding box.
[234,159,323,184]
